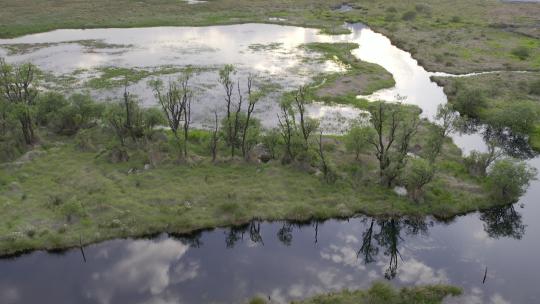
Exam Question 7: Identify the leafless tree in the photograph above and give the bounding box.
[180,72,193,159]
[293,86,317,150]
[368,102,400,185]
[219,65,236,157]
[241,74,260,159]
[317,131,334,183]
[151,71,193,159]
[277,103,296,161]
[151,79,183,140]
[210,110,219,162]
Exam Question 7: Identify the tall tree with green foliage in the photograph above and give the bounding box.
[0,58,38,145]
[368,101,419,187]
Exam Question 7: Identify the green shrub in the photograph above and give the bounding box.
[35,92,68,126]
[450,16,461,23]
[530,79,540,95]
[401,11,417,21]
[453,88,486,118]
[50,94,104,135]
[487,158,537,203]
[485,101,539,134]
[512,46,530,60]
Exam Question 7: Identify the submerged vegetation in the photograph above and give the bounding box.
[0,58,535,256]
[249,282,462,304]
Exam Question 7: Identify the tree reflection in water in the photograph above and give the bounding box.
[170,205,525,282]
[480,205,526,240]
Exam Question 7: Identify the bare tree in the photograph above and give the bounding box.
[210,110,219,162]
[385,113,419,186]
[368,102,400,185]
[180,72,193,159]
[151,79,183,140]
[241,74,260,159]
[277,103,296,161]
[425,104,459,164]
[151,71,193,159]
[0,59,38,144]
[219,65,236,157]
[293,86,317,150]
[316,131,334,184]
[368,101,420,187]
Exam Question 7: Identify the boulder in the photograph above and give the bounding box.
[107,147,129,163]
[249,143,272,163]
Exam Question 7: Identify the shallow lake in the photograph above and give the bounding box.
[1,23,539,304]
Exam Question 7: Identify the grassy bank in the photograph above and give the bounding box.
[1,0,539,74]
[0,119,497,257]
[249,282,462,304]
[432,72,540,151]
[303,42,395,101]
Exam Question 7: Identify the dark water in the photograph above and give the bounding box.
[1,198,539,304]
[1,24,540,304]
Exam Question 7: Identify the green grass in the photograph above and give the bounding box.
[302,42,395,99]
[249,282,462,304]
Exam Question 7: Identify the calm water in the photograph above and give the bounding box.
[1,24,540,304]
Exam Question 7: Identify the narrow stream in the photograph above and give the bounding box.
[1,24,539,304]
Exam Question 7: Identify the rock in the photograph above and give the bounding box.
[249,143,272,163]
[410,144,422,155]
[107,147,129,163]
[18,150,46,162]
[148,150,165,166]
[144,164,151,170]
[393,186,408,196]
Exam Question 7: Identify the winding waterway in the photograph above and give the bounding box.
[1,23,539,304]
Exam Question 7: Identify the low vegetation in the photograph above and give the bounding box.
[249,282,462,304]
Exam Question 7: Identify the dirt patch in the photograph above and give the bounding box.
[317,74,374,97]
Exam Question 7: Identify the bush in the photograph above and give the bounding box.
[487,158,536,203]
[530,79,540,96]
[453,88,486,118]
[486,101,539,134]
[401,11,417,21]
[345,125,374,160]
[261,128,282,160]
[512,46,530,60]
[450,16,461,23]
[45,94,104,135]
[402,158,435,202]
[35,92,69,126]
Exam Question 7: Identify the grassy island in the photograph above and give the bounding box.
[249,282,462,304]
[2,52,535,256]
